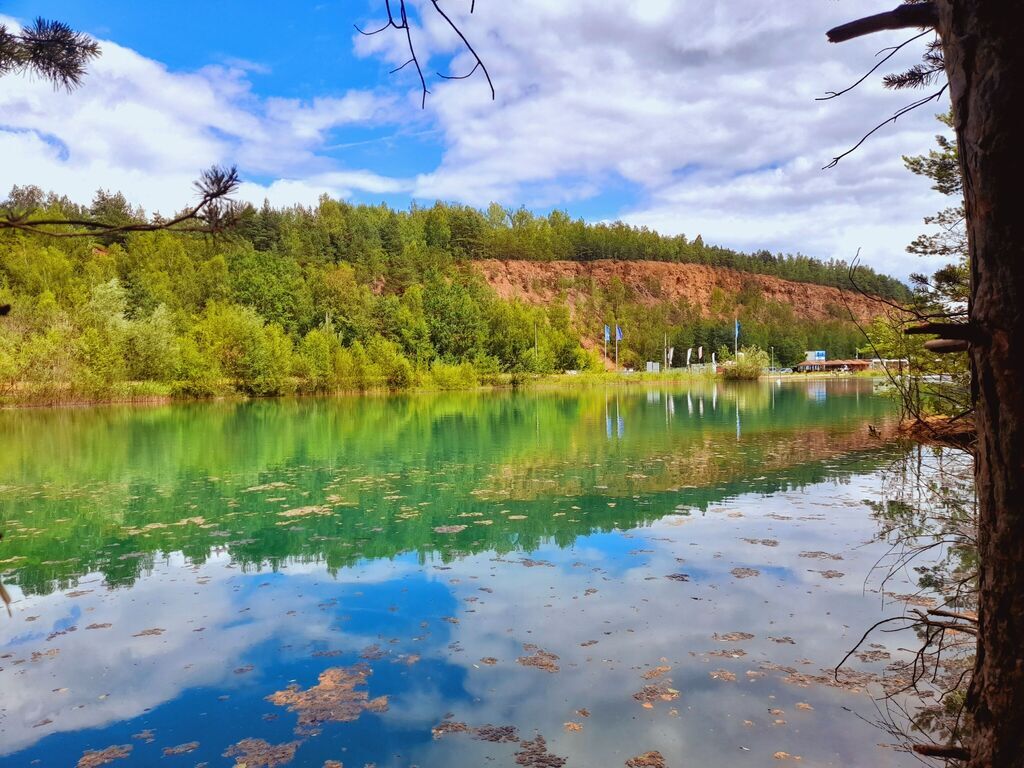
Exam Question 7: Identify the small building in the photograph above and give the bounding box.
[869,358,909,374]
[795,358,870,373]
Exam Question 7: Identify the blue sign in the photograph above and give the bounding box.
[814,350,826,361]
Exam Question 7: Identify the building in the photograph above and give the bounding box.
[869,358,909,374]
[795,358,870,373]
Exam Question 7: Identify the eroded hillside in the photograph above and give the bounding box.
[474,259,883,323]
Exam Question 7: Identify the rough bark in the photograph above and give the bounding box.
[937,2,1024,766]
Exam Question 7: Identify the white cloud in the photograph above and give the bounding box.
[354,0,952,278]
[0,16,406,215]
[0,5,954,279]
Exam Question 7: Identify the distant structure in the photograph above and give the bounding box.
[796,350,870,373]
[868,358,909,374]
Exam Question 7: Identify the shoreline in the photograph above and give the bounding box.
[0,371,884,411]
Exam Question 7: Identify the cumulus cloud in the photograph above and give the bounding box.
[0,15,406,215]
[355,0,951,277]
[0,5,952,278]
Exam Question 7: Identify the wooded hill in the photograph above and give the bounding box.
[0,189,904,401]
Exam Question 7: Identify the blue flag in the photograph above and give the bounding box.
[604,325,610,343]
[616,325,623,341]
[734,319,740,343]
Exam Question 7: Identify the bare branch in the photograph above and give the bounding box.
[823,85,948,169]
[360,0,493,108]
[817,30,931,101]
[827,3,938,44]
[429,0,495,101]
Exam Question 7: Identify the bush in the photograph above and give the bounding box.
[429,360,479,390]
[366,335,414,390]
[190,302,293,396]
[472,354,503,386]
[295,327,340,392]
[242,323,293,396]
[126,304,179,381]
[173,336,221,397]
[722,346,770,380]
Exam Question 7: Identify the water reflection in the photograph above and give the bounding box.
[0,380,923,767]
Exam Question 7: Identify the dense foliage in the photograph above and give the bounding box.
[0,189,891,401]
[864,111,970,418]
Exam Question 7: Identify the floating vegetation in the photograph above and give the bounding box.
[517,645,560,673]
[278,506,330,519]
[714,632,755,642]
[432,721,519,743]
[162,742,199,756]
[514,735,566,768]
[641,665,671,680]
[475,724,520,743]
[626,752,666,768]
[266,664,388,735]
[799,551,844,561]
[432,720,470,739]
[710,669,737,682]
[433,525,467,534]
[76,745,132,768]
[633,681,680,706]
[731,567,760,579]
[708,648,747,658]
[223,738,299,768]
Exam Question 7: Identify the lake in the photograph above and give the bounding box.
[0,380,933,767]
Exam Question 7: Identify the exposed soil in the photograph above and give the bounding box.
[474,259,883,323]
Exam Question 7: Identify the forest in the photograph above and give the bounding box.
[0,189,894,402]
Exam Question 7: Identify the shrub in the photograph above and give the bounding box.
[429,360,479,390]
[125,304,179,381]
[173,336,221,397]
[295,327,340,392]
[722,346,770,380]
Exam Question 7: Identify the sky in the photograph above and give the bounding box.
[0,1,954,280]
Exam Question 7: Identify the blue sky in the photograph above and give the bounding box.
[0,1,953,278]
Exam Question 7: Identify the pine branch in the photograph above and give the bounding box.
[0,166,241,237]
[0,18,100,90]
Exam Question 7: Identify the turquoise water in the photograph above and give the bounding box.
[0,380,926,767]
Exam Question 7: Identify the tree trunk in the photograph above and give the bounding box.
[937,3,1024,766]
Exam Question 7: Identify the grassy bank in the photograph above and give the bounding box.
[0,368,728,408]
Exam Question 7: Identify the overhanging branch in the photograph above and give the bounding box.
[827,3,938,44]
